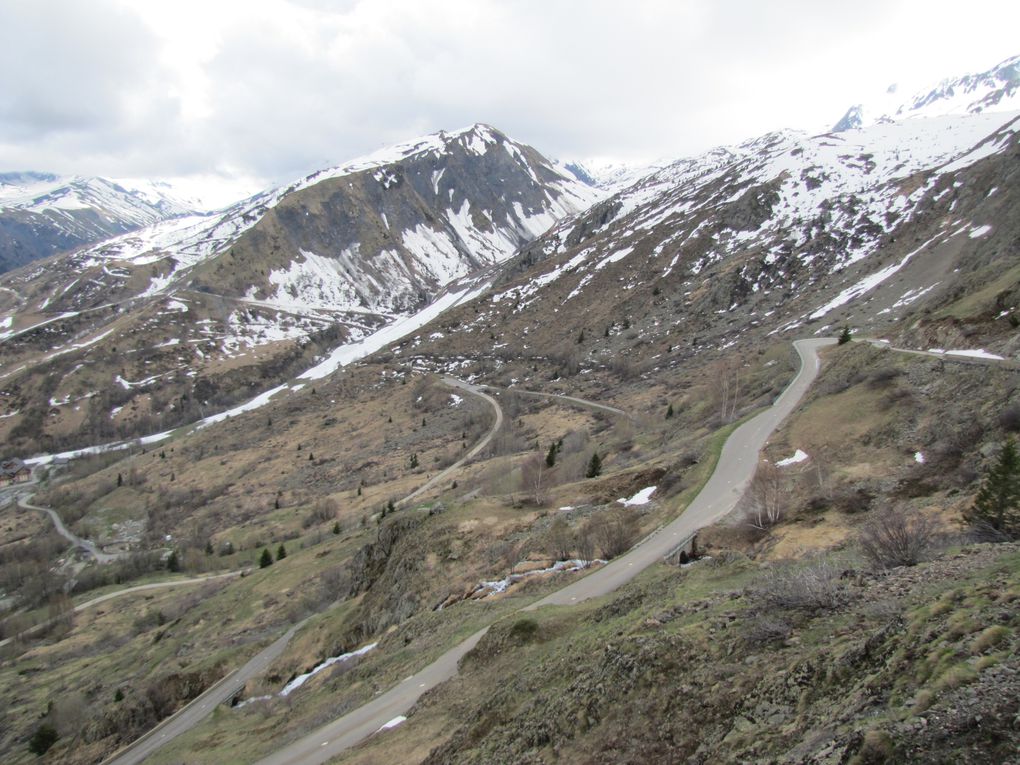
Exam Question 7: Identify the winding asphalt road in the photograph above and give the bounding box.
[19,493,121,563]
[97,376,504,765]
[255,337,834,765]
[866,338,1019,371]
[399,377,624,509]
[493,385,630,418]
[396,378,503,508]
[103,616,314,765]
[0,569,245,650]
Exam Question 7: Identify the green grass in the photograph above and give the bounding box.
[934,261,1020,320]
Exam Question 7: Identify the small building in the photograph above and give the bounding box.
[0,458,31,486]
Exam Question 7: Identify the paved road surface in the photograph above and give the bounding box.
[0,570,246,650]
[103,617,314,765]
[527,337,833,608]
[257,628,491,765]
[97,377,503,764]
[255,337,834,765]
[19,493,121,563]
[397,378,503,508]
[495,385,630,418]
[866,338,1019,371]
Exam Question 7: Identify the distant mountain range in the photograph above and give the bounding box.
[0,56,1017,456]
[0,172,199,273]
[0,124,598,454]
[833,53,1020,131]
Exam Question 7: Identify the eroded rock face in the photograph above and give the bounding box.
[193,124,597,318]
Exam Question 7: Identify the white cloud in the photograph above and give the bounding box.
[0,0,1017,198]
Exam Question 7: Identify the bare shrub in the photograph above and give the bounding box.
[749,557,850,613]
[302,498,338,529]
[868,366,903,387]
[746,460,786,530]
[546,517,574,561]
[859,510,937,569]
[967,520,1014,543]
[575,524,596,566]
[998,404,1020,433]
[520,453,550,506]
[590,508,640,559]
[743,614,793,646]
[829,485,875,514]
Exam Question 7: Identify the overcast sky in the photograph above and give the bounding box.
[1,0,1017,204]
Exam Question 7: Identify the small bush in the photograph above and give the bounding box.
[742,614,793,646]
[933,663,977,691]
[507,618,539,645]
[868,366,903,387]
[749,558,850,613]
[28,724,58,756]
[590,509,639,559]
[852,728,895,764]
[998,404,1020,433]
[859,510,937,569]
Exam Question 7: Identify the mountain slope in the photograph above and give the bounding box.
[0,125,598,455]
[0,172,197,273]
[189,123,599,319]
[834,53,1020,131]
[386,109,1019,388]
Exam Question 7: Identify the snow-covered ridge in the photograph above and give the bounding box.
[78,123,599,299]
[483,103,1018,344]
[555,157,669,194]
[600,109,1016,266]
[0,172,195,221]
[834,53,1020,131]
[13,122,600,369]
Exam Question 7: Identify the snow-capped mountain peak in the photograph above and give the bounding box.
[834,53,1020,132]
[553,157,666,193]
[0,172,196,219]
[0,172,201,272]
[3,123,601,369]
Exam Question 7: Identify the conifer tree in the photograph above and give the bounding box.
[545,442,558,468]
[968,438,1020,538]
[666,403,674,419]
[28,724,58,755]
[586,452,602,479]
[838,326,852,345]
[276,544,287,561]
[259,548,273,568]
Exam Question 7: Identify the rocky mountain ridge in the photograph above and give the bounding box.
[833,53,1020,131]
[386,108,1019,388]
[0,125,599,454]
[0,172,198,274]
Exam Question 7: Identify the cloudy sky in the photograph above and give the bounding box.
[1,0,1017,204]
